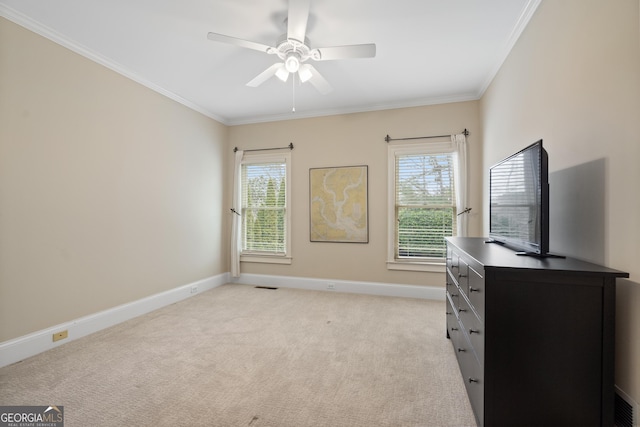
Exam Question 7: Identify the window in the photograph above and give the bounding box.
[240,152,291,264]
[388,142,462,271]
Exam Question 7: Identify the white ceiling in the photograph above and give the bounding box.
[0,0,540,125]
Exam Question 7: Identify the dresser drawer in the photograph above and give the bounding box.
[454,289,472,323]
[455,293,484,364]
[457,258,470,294]
[460,305,484,365]
[447,247,459,277]
[467,264,485,321]
[446,294,461,345]
[446,272,462,310]
[446,269,457,295]
[456,329,484,426]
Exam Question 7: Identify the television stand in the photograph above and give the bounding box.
[483,239,566,258]
[515,251,565,259]
[483,239,503,245]
[445,237,629,427]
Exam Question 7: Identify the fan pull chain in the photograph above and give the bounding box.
[292,72,296,113]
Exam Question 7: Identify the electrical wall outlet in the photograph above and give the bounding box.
[327,282,336,290]
[190,285,198,294]
[52,330,68,342]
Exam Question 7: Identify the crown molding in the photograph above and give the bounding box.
[227,93,480,126]
[476,0,542,98]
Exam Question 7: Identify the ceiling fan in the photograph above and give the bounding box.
[206,0,376,95]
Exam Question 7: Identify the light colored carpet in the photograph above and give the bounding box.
[0,283,476,427]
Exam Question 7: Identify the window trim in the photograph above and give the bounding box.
[239,151,292,265]
[387,141,457,272]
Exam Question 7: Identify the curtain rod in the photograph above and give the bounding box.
[384,128,469,143]
[233,143,294,153]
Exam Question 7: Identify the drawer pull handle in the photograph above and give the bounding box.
[451,293,458,297]
[469,329,480,334]
[457,348,466,352]
[451,327,458,331]
[468,378,479,383]
[458,308,467,312]
[469,287,480,293]
[458,273,467,278]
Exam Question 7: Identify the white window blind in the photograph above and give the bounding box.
[395,152,457,259]
[241,161,287,254]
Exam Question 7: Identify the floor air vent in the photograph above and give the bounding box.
[255,286,278,290]
[616,386,638,427]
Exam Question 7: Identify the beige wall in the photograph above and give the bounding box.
[228,101,483,287]
[480,0,640,402]
[0,18,228,342]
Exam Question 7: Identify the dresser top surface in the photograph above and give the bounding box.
[446,237,629,278]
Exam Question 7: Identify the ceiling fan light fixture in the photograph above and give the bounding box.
[285,54,300,73]
[275,66,290,82]
[298,64,313,82]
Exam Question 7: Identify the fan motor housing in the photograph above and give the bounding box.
[274,34,316,62]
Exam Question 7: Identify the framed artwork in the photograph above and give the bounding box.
[309,165,368,243]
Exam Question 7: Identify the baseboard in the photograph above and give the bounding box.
[0,273,229,368]
[231,273,445,301]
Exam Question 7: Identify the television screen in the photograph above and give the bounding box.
[489,140,549,255]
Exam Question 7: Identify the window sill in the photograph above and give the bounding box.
[240,255,292,265]
[386,260,445,273]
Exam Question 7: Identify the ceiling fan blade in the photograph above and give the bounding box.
[247,63,286,87]
[301,64,333,95]
[287,0,311,43]
[313,43,376,61]
[207,32,274,54]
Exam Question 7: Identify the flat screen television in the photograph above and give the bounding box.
[488,140,553,256]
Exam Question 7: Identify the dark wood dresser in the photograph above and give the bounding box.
[445,237,629,427]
